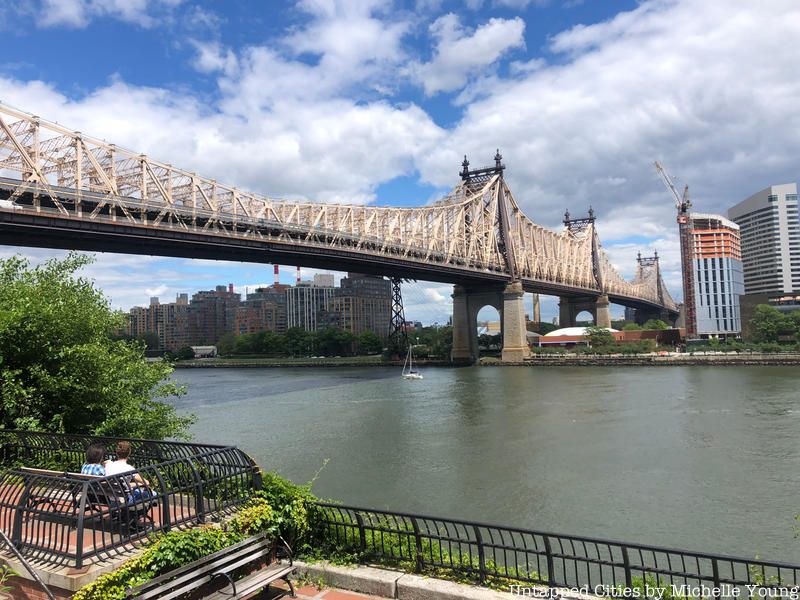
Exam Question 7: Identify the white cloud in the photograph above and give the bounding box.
[404,282,453,324]
[285,0,409,94]
[145,284,169,298]
[509,57,546,76]
[4,0,800,318]
[496,0,549,8]
[409,13,526,95]
[417,0,800,302]
[190,41,239,76]
[36,0,182,28]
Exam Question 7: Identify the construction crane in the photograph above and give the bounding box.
[654,160,697,338]
[654,160,691,214]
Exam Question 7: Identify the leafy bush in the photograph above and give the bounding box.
[1,563,19,594]
[0,253,193,439]
[73,527,244,600]
[257,471,321,551]
[73,495,279,599]
[74,470,316,599]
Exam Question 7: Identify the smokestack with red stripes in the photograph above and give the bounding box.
[296,266,301,285]
[274,265,279,286]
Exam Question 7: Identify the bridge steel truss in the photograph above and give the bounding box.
[0,104,676,316]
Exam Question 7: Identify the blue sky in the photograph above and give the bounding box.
[1,0,799,324]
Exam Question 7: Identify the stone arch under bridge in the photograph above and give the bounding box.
[558,295,612,329]
[451,282,529,363]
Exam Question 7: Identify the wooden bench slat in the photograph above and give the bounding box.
[204,564,295,600]
[134,547,275,600]
[127,533,275,599]
[132,547,272,600]
[130,532,270,593]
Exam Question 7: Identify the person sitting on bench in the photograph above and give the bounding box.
[81,443,106,476]
[104,441,156,503]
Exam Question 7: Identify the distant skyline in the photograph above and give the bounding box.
[1,0,799,322]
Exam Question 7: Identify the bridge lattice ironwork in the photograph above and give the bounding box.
[0,104,676,312]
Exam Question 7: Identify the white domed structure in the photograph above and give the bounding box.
[544,326,618,337]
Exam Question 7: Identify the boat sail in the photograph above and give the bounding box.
[402,346,423,380]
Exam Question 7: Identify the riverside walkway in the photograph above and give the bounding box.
[272,581,385,599]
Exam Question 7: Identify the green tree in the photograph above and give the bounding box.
[258,330,286,355]
[642,319,669,330]
[138,331,160,350]
[429,326,453,358]
[622,322,643,331]
[285,327,313,357]
[356,330,383,355]
[175,346,195,361]
[749,304,785,343]
[584,326,615,347]
[534,322,558,335]
[0,253,193,439]
[234,332,260,354]
[316,327,354,356]
[216,332,236,356]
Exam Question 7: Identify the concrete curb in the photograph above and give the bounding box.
[294,561,403,598]
[293,560,576,599]
[293,560,605,600]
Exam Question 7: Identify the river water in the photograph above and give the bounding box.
[170,365,800,562]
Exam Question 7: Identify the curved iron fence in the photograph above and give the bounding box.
[0,429,244,471]
[0,430,260,567]
[315,503,800,594]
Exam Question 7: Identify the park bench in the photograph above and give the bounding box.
[125,531,296,599]
[17,467,158,530]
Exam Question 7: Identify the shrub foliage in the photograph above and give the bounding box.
[0,253,193,438]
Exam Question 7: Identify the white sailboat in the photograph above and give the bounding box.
[402,346,423,380]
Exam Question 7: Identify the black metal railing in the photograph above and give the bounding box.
[315,503,800,594]
[0,429,247,471]
[0,430,261,567]
[0,526,57,600]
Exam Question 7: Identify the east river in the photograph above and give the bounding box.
[170,365,800,562]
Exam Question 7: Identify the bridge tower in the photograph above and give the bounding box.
[450,152,530,363]
[630,252,674,325]
[387,278,409,359]
[557,208,612,329]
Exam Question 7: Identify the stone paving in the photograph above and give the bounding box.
[264,580,388,600]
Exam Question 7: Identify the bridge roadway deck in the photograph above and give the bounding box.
[0,194,671,312]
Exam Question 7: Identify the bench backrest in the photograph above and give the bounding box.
[126,532,273,600]
[18,467,131,507]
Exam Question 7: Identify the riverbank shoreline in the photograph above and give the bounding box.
[174,357,457,368]
[508,352,800,366]
[174,352,800,367]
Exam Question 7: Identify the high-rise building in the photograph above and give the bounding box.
[688,214,744,336]
[128,306,149,339]
[243,284,290,333]
[188,284,240,345]
[333,274,391,339]
[728,183,800,295]
[126,293,190,351]
[286,282,336,331]
[313,273,335,288]
[234,299,280,335]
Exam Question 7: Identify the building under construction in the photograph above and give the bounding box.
[657,163,744,338]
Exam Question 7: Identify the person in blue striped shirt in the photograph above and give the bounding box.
[80,443,106,476]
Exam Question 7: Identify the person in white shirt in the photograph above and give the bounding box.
[104,440,149,488]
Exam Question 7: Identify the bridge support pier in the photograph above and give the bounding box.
[450,285,474,362]
[558,294,612,329]
[595,295,612,329]
[450,283,531,363]
[501,281,530,362]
